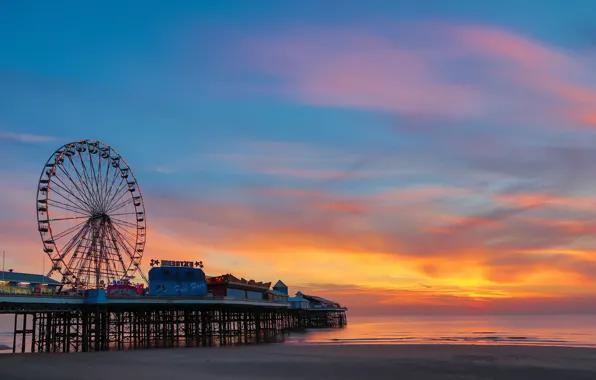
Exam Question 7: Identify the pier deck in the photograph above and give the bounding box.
[0,294,347,353]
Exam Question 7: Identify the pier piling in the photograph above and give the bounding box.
[2,301,347,353]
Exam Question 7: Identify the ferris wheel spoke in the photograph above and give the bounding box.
[101,155,121,214]
[73,153,102,210]
[86,148,104,209]
[57,157,96,208]
[109,224,140,264]
[102,161,125,203]
[49,185,92,216]
[53,219,89,241]
[57,222,91,264]
[111,229,140,253]
[110,216,138,229]
[108,212,137,217]
[103,228,125,283]
[105,190,130,215]
[110,225,138,251]
[47,199,90,216]
[49,215,92,222]
[94,150,109,211]
[50,170,94,211]
[110,221,139,251]
[70,226,99,285]
[111,228,142,251]
[88,149,110,214]
[66,155,99,209]
[96,224,110,283]
[47,195,89,217]
[111,220,137,239]
[107,197,135,214]
[105,176,128,211]
[104,242,126,277]
[53,162,95,211]
[105,225,131,276]
[101,154,116,208]
[106,197,133,214]
[66,154,98,210]
[102,163,122,209]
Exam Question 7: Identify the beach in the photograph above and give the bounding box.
[1,344,595,379]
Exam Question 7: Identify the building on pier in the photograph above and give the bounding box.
[148,264,208,297]
[295,291,343,309]
[206,274,271,300]
[266,280,289,302]
[288,294,311,309]
[0,270,60,295]
[0,265,349,354]
[273,280,288,295]
[0,290,348,353]
[266,289,289,302]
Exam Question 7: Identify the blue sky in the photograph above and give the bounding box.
[3,1,596,314]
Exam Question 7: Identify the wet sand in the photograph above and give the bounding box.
[1,344,596,379]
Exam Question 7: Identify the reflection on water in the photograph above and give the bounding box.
[2,313,596,352]
[283,314,596,348]
[0,314,13,351]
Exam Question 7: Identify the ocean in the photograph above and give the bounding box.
[286,314,596,347]
[2,313,596,352]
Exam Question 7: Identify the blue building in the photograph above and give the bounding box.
[295,291,342,309]
[272,280,288,295]
[266,280,289,302]
[148,266,208,296]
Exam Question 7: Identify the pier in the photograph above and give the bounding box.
[0,138,348,355]
[0,293,347,353]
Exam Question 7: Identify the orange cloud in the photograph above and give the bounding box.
[5,161,596,315]
[577,112,596,126]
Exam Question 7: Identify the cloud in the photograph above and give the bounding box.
[208,140,400,181]
[152,165,174,174]
[141,178,596,290]
[483,253,596,284]
[244,23,596,129]
[0,131,56,143]
[293,282,596,316]
[5,160,596,312]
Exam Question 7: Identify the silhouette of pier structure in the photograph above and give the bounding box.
[0,294,347,353]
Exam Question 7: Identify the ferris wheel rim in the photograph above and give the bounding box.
[36,139,147,287]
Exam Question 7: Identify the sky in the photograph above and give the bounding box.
[2,0,596,315]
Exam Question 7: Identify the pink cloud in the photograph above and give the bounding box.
[453,26,574,72]
[250,29,482,118]
[246,24,596,129]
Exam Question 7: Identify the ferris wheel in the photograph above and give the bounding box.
[36,140,147,288]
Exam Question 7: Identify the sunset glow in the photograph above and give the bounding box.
[2,2,596,315]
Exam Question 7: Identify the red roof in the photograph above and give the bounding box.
[207,274,271,290]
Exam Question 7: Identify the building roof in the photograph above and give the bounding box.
[0,271,61,285]
[207,274,271,291]
[288,297,309,302]
[299,293,340,307]
[273,280,287,288]
[266,289,288,297]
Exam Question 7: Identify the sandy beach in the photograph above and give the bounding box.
[1,344,595,379]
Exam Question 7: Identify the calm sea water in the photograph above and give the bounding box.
[286,314,596,348]
[2,314,595,352]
